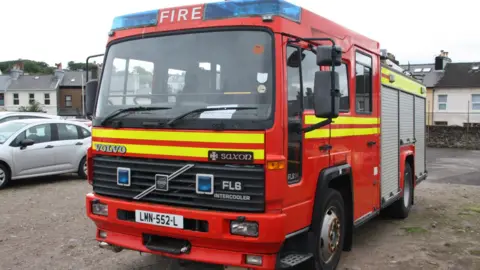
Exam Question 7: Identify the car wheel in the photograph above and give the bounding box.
[0,163,11,189]
[78,157,87,179]
[312,188,345,270]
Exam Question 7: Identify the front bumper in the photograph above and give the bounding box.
[86,193,288,269]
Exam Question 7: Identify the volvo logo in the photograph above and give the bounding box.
[95,144,127,154]
[133,164,195,200]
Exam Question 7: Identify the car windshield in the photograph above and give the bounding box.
[95,30,274,130]
[0,122,29,144]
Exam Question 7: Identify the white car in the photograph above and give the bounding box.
[0,112,60,124]
[0,118,91,189]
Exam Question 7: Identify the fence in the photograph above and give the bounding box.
[426,112,480,150]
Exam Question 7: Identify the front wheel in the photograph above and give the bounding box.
[0,163,11,189]
[312,188,345,270]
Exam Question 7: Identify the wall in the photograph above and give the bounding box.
[433,88,480,126]
[426,88,434,125]
[5,91,57,115]
[427,125,480,150]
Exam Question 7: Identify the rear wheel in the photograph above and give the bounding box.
[0,163,11,189]
[78,157,87,179]
[312,188,345,270]
[386,162,413,219]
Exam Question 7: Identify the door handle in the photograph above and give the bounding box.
[367,141,376,147]
[76,142,83,146]
[45,145,54,149]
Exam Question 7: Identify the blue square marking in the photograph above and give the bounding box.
[196,174,214,195]
[117,167,131,187]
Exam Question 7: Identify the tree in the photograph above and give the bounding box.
[18,100,46,113]
[67,61,97,71]
[0,59,54,74]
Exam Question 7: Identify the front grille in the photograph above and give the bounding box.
[92,155,265,213]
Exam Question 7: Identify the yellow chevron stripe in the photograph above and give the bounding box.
[92,128,264,144]
[304,115,380,125]
[305,127,380,139]
[381,67,427,98]
[92,141,265,159]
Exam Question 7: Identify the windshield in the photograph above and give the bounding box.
[0,122,29,144]
[95,29,274,130]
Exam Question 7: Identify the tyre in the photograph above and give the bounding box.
[311,188,346,270]
[0,163,11,189]
[78,157,87,179]
[386,162,413,219]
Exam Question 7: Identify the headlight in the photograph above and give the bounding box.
[91,201,108,216]
[230,221,259,237]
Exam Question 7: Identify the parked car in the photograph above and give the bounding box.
[0,112,60,124]
[0,118,91,189]
[68,118,92,127]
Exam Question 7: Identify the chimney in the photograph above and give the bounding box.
[435,50,452,71]
[10,60,24,80]
[54,62,65,78]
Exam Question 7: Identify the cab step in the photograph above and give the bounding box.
[278,253,314,269]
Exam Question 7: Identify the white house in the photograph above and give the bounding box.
[432,62,480,126]
[5,66,62,115]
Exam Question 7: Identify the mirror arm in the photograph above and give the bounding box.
[302,118,332,133]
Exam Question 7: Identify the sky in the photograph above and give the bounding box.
[0,0,478,68]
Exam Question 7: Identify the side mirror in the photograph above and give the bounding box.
[19,138,35,148]
[316,45,342,67]
[85,79,98,116]
[313,71,340,118]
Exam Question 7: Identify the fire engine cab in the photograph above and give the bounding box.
[84,1,427,269]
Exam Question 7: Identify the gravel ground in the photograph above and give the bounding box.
[0,148,479,270]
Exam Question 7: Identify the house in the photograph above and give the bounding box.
[431,61,480,126]
[5,63,63,115]
[58,69,86,117]
[0,75,11,110]
[401,50,449,125]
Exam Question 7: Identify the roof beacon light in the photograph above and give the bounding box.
[111,9,159,31]
[204,0,301,23]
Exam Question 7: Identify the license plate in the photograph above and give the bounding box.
[135,210,184,229]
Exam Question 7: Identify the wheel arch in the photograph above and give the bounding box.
[309,163,354,252]
[401,152,415,205]
[0,159,12,176]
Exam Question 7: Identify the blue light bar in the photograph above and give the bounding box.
[111,9,159,31]
[204,0,301,23]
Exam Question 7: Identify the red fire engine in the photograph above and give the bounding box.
[84,1,427,269]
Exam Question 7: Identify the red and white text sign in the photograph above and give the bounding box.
[158,5,203,24]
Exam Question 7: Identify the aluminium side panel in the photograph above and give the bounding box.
[381,85,399,202]
[399,92,414,144]
[414,96,426,176]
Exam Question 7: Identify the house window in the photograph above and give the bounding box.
[355,51,373,113]
[65,95,72,107]
[438,95,447,110]
[44,93,50,105]
[29,93,35,104]
[13,94,19,105]
[472,94,480,110]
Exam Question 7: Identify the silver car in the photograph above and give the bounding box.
[0,118,91,189]
[0,111,60,124]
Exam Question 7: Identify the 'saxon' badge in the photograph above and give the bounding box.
[208,150,254,163]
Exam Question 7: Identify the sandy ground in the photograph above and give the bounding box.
[0,148,479,270]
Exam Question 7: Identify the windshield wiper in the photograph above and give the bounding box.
[101,106,172,126]
[167,106,258,127]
